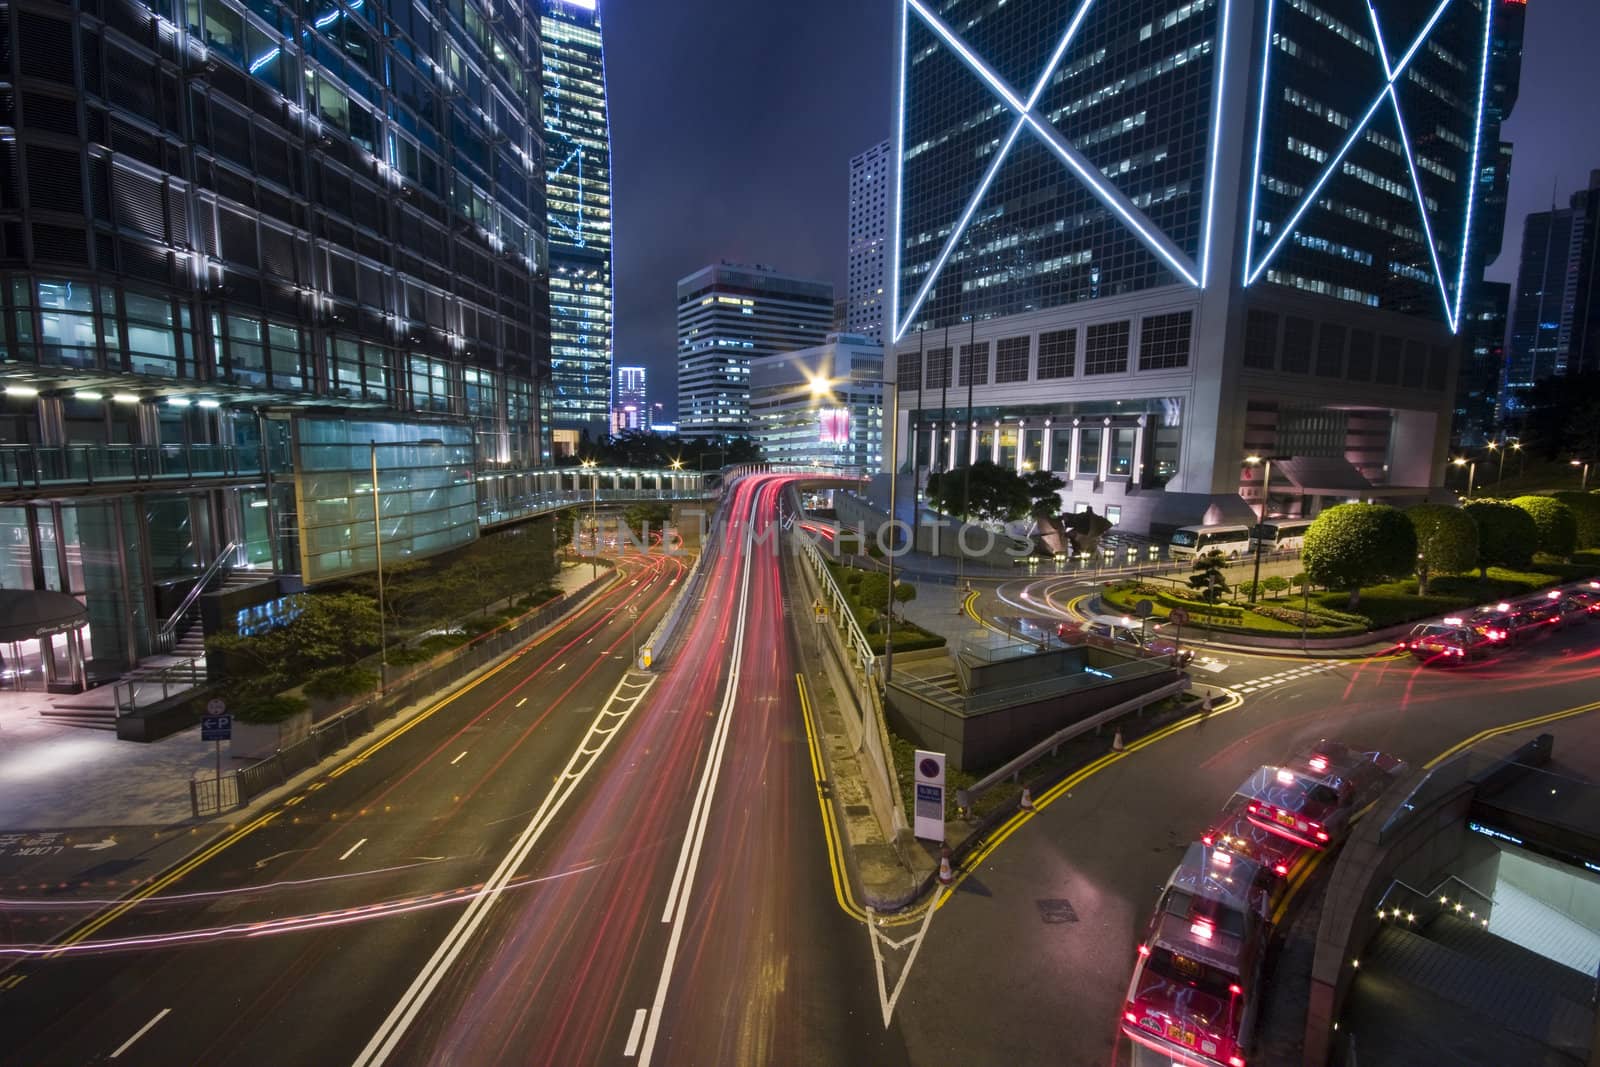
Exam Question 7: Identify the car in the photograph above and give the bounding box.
[1122,843,1271,1067]
[1069,614,1195,666]
[1403,621,1491,662]
[1238,740,1407,850]
[1511,595,1565,633]
[1465,604,1515,643]
[1563,582,1600,617]
[1201,777,1314,878]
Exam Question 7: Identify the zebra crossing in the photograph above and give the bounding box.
[1233,661,1343,694]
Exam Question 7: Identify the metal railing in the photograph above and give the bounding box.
[114,654,208,716]
[795,517,878,672]
[955,675,1192,811]
[0,442,261,488]
[1376,872,1498,930]
[190,569,618,816]
[155,541,242,653]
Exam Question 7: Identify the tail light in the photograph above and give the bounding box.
[1137,943,1150,957]
[1202,833,1214,846]
[1229,1057,1247,1067]
[1191,920,1215,940]
[1247,803,1259,815]
[1274,862,1289,875]
[1314,827,1329,842]
[1229,983,1243,996]
[1308,755,1328,773]
[1124,1011,1138,1024]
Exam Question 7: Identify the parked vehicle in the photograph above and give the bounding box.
[1169,524,1253,560]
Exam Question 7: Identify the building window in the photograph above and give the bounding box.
[1138,311,1192,370]
[958,341,989,386]
[1105,505,1121,526]
[1281,316,1313,373]
[925,346,951,390]
[896,350,921,392]
[1347,329,1375,381]
[1109,427,1137,476]
[1402,340,1426,388]
[1244,310,1278,370]
[995,337,1029,382]
[1077,426,1102,477]
[1050,426,1074,473]
[1038,329,1076,379]
[1084,322,1130,376]
[1315,324,1345,378]
[123,291,180,378]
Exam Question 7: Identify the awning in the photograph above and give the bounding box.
[1266,456,1374,494]
[0,589,88,643]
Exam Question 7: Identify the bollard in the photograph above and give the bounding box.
[1112,727,1125,752]
[938,846,956,885]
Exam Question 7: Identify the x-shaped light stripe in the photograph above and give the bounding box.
[1243,0,1458,289]
[896,0,1200,341]
[1367,3,1457,331]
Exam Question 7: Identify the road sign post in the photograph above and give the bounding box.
[1168,607,1189,664]
[202,698,231,788]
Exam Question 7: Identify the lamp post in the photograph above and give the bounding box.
[1452,456,1476,498]
[1244,455,1274,605]
[1573,458,1591,492]
[581,458,599,578]
[1488,440,1507,485]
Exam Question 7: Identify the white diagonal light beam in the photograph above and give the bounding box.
[895,0,1101,340]
[902,0,1200,337]
[1368,3,1457,331]
[1453,0,1496,334]
[1245,0,1457,286]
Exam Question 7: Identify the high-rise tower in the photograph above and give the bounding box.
[541,0,614,448]
[848,141,892,344]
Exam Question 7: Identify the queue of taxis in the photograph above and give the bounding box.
[1406,583,1600,665]
[1122,740,1406,1067]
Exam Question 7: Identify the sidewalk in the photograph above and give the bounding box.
[0,561,602,831]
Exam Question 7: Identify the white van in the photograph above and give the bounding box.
[1168,523,1253,560]
[1249,518,1314,554]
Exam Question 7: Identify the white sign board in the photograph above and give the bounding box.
[913,749,946,843]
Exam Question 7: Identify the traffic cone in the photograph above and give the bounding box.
[1112,728,1125,752]
[1019,785,1035,811]
[937,846,955,885]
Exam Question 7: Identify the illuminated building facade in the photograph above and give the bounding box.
[541,0,613,438]
[751,335,884,472]
[676,263,834,438]
[612,364,646,433]
[0,0,552,683]
[1505,172,1600,406]
[890,0,1495,535]
[848,141,892,344]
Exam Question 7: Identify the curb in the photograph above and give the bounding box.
[1084,595,1405,659]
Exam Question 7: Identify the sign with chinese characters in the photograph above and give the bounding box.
[913,750,946,842]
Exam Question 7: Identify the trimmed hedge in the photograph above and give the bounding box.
[234,693,309,724]
[304,666,381,701]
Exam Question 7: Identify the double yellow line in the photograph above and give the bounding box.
[1424,698,1600,769]
[41,570,627,958]
[795,674,868,922]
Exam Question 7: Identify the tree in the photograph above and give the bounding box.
[925,461,1031,524]
[1235,580,1260,602]
[1512,495,1578,559]
[1188,549,1230,604]
[1461,499,1537,575]
[893,580,918,615]
[1301,504,1417,609]
[1406,504,1479,595]
[1262,575,1291,599]
[856,570,891,615]
[1023,469,1066,520]
[1552,491,1600,550]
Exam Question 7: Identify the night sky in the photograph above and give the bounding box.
[601,0,1597,419]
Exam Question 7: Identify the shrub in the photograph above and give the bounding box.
[1553,492,1600,550]
[1249,605,1329,628]
[304,666,380,701]
[1462,499,1538,574]
[1407,504,1479,594]
[1262,576,1291,598]
[234,693,309,724]
[1303,504,1417,609]
[1511,495,1578,558]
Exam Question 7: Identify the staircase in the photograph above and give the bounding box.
[1363,914,1594,1056]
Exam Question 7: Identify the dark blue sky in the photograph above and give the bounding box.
[602,0,1595,417]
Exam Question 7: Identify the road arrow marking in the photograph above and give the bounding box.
[868,900,938,1027]
[72,837,117,852]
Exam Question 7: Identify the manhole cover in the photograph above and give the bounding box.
[1036,898,1078,924]
[845,804,871,817]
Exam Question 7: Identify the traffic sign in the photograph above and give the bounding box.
[201,714,232,742]
[207,698,226,716]
[1133,599,1154,618]
[1168,607,1190,626]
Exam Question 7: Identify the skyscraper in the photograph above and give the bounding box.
[676,263,834,438]
[890,0,1494,535]
[1453,0,1524,443]
[0,0,551,682]
[542,0,614,447]
[848,141,893,344]
[1505,171,1600,402]
[613,365,647,434]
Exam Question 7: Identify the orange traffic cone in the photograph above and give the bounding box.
[1019,786,1035,811]
[937,846,955,885]
[1112,728,1125,752]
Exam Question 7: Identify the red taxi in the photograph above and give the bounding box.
[1122,843,1270,1067]
[1201,771,1312,878]
[1237,741,1406,850]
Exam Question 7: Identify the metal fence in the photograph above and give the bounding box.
[190,569,619,817]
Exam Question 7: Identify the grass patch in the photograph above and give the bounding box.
[1105,581,1367,636]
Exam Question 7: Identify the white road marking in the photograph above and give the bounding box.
[557,663,568,672]
[110,1009,171,1058]
[638,488,761,1067]
[450,751,468,766]
[339,838,368,862]
[516,697,528,708]
[623,1009,648,1057]
[869,898,939,1027]
[351,670,658,1067]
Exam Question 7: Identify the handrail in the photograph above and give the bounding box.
[956,674,1192,810]
[1383,871,1497,910]
[794,515,878,671]
[159,540,240,646]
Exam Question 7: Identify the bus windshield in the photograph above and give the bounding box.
[1171,530,1198,547]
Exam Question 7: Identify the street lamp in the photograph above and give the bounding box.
[1487,440,1507,484]
[1452,456,1476,498]
[581,458,599,577]
[1244,455,1275,605]
[1572,459,1591,492]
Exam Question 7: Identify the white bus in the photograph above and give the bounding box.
[1168,523,1253,560]
[1250,518,1315,554]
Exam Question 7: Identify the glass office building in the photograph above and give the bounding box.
[750,335,884,472]
[890,0,1494,535]
[0,0,552,683]
[541,0,613,438]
